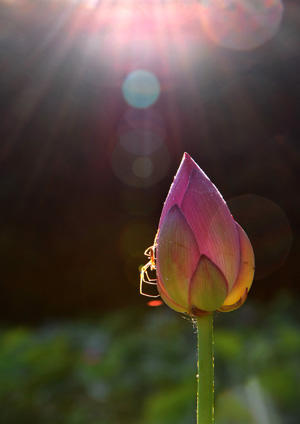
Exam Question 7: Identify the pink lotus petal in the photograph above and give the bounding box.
[157,205,200,309]
[189,255,228,312]
[159,153,196,227]
[219,222,255,311]
[181,168,240,289]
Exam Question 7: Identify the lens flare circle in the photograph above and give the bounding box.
[119,129,164,156]
[228,194,293,279]
[132,156,154,178]
[111,143,170,188]
[122,70,161,109]
[201,0,284,50]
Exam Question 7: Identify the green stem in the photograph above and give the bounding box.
[196,313,214,424]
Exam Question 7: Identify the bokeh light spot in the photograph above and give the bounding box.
[120,129,164,155]
[122,109,165,136]
[201,0,284,50]
[122,70,160,109]
[147,300,163,307]
[111,143,170,188]
[228,194,293,279]
[132,157,153,179]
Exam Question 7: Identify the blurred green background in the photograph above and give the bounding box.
[1,295,299,424]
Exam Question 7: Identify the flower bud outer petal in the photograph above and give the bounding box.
[218,289,248,312]
[159,153,196,228]
[189,255,228,312]
[158,283,189,314]
[181,169,240,290]
[157,205,200,310]
[219,222,255,312]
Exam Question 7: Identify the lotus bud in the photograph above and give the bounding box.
[140,153,254,316]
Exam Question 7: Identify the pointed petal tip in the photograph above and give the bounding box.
[189,255,228,312]
[179,153,212,191]
[158,154,199,226]
[179,152,194,170]
[182,152,198,169]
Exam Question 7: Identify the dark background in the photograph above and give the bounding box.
[0,0,299,324]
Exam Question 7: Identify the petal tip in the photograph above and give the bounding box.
[182,152,201,172]
[189,255,228,312]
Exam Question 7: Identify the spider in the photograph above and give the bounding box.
[139,231,160,298]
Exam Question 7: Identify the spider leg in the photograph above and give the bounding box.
[140,272,160,298]
[140,288,160,298]
[140,262,160,298]
[144,269,157,284]
[144,246,153,257]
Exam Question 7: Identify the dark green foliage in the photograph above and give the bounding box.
[0,296,299,423]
